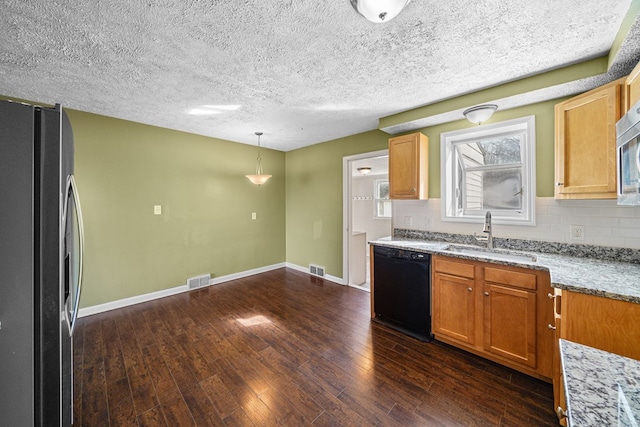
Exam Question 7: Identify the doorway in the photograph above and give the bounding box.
[342,150,390,291]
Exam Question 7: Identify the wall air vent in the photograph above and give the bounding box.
[309,264,325,278]
[187,274,211,289]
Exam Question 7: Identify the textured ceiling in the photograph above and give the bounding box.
[0,0,638,151]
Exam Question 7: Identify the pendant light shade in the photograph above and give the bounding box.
[350,0,411,23]
[463,104,498,125]
[245,132,272,185]
[357,167,372,175]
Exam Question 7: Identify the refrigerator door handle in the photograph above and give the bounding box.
[63,174,85,337]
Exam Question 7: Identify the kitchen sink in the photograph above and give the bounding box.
[445,245,537,263]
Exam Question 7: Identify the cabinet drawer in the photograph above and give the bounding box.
[434,257,475,279]
[483,267,537,290]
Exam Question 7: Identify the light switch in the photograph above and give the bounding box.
[251,212,257,220]
[154,205,162,215]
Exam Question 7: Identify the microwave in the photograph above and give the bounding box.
[616,99,640,205]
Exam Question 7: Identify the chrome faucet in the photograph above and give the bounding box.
[474,211,494,249]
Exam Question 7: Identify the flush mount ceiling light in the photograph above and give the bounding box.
[463,104,498,125]
[245,132,272,185]
[350,0,411,23]
[357,167,372,175]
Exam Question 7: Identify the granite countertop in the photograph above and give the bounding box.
[560,339,640,426]
[370,231,640,304]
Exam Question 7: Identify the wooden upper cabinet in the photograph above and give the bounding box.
[554,77,624,199]
[626,60,640,110]
[388,132,428,199]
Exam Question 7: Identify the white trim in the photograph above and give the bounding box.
[342,149,388,287]
[78,262,286,317]
[285,262,345,285]
[440,115,536,226]
[212,263,286,285]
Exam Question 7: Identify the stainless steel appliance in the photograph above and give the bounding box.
[0,100,84,426]
[372,246,432,341]
[616,99,640,205]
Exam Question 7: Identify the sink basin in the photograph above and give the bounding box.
[445,245,537,263]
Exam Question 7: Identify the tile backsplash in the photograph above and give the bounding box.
[393,197,640,249]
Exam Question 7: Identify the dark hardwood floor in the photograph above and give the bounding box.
[74,267,558,426]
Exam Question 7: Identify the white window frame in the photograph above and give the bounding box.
[441,115,536,226]
[373,179,391,219]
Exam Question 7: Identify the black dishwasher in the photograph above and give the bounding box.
[373,245,432,341]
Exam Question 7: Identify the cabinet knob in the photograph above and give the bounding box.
[412,188,416,193]
[548,324,557,330]
[483,291,489,296]
[468,287,473,292]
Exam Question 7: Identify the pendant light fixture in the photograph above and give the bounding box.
[350,0,411,23]
[245,132,272,185]
[463,104,498,125]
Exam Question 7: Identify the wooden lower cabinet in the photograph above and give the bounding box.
[553,289,640,424]
[432,272,475,345]
[483,283,537,368]
[432,255,554,381]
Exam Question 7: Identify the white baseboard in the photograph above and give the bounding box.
[285,262,345,285]
[78,262,287,318]
[211,262,286,285]
[77,285,187,318]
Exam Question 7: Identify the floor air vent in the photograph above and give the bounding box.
[187,274,211,289]
[309,264,325,278]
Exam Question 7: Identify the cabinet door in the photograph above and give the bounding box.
[389,133,428,199]
[553,314,568,425]
[554,79,622,199]
[627,60,640,110]
[432,272,475,344]
[483,284,537,368]
[561,290,640,359]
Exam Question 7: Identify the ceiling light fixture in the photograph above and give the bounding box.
[350,0,411,23]
[188,105,241,115]
[357,167,372,175]
[463,104,498,125]
[245,132,272,185]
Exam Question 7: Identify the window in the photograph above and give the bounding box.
[441,116,536,225]
[374,179,391,218]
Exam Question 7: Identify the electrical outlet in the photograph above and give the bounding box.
[404,216,413,227]
[425,218,433,227]
[154,205,162,215]
[570,225,585,241]
[251,212,257,220]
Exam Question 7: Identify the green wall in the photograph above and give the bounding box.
[67,110,286,307]
[417,99,562,198]
[284,98,565,279]
[285,130,389,277]
[0,86,579,306]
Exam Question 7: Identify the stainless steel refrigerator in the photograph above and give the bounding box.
[0,100,84,426]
